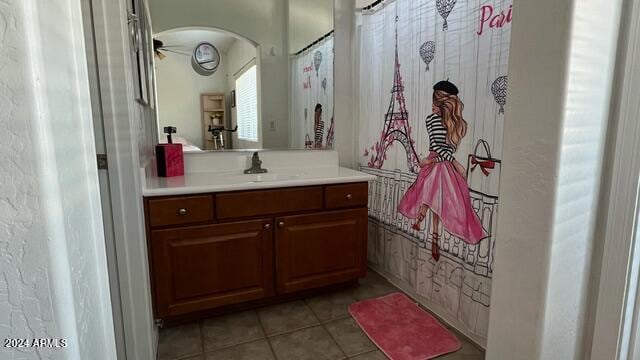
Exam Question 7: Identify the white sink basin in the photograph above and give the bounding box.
[245,173,301,183]
[219,173,302,184]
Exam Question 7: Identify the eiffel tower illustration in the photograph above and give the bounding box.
[367,16,419,173]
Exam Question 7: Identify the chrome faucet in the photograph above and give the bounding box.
[244,152,268,174]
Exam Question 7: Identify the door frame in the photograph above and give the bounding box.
[79,0,128,358]
[82,0,157,358]
[589,0,640,357]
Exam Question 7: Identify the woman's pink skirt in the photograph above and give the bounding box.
[398,153,487,245]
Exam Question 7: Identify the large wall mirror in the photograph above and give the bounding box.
[148,0,334,151]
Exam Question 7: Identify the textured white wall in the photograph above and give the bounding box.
[486,0,572,354]
[540,0,622,357]
[486,0,621,358]
[0,0,116,360]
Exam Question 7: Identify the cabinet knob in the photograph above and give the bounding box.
[278,221,285,227]
[177,208,187,216]
[264,223,271,230]
[346,193,353,200]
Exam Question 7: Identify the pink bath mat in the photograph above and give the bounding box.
[349,292,461,360]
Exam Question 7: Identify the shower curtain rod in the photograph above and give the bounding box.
[293,30,334,56]
[360,0,397,13]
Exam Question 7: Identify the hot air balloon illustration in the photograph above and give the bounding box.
[321,78,327,94]
[436,0,457,31]
[491,75,508,114]
[419,41,435,71]
[313,51,323,77]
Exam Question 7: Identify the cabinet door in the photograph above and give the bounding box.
[151,219,273,317]
[275,208,367,294]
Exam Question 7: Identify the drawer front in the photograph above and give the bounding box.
[216,187,323,219]
[324,183,368,209]
[148,195,214,227]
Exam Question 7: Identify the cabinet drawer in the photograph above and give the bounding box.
[216,187,323,219]
[324,183,368,209]
[147,195,214,227]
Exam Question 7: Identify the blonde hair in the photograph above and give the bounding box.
[433,90,467,148]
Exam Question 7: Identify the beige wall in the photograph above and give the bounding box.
[334,0,357,167]
[289,0,334,53]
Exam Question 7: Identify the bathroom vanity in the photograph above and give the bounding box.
[143,151,375,321]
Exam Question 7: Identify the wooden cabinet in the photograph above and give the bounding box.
[151,219,273,317]
[275,209,367,294]
[144,182,369,320]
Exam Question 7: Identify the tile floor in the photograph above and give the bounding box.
[157,271,485,360]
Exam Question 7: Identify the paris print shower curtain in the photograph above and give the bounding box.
[357,0,511,342]
[291,35,335,149]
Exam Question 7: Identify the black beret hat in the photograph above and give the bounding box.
[433,80,459,96]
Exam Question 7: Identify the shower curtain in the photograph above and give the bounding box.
[290,35,335,149]
[357,0,511,342]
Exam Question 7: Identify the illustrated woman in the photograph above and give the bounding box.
[313,103,324,148]
[398,80,487,261]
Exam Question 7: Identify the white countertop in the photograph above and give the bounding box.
[143,166,376,197]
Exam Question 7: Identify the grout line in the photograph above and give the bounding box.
[200,311,272,354]
[319,313,352,324]
[261,300,322,338]
[160,323,206,360]
[302,298,349,359]
[349,349,384,359]
[265,322,321,338]
[320,320,348,360]
[312,305,349,360]
[199,321,205,356]
[302,298,322,323]
[201,339,273,359]
[255,310,279,359]
[202,336,268,354]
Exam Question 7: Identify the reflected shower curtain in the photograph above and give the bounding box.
[357,0,511,342]
[290,35,335,149]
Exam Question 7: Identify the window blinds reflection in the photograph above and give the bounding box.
[236,64,258,142]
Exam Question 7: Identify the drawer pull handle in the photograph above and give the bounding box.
[177,208,187,216]
[346,193,353,200]
[278,221,285,227]
[264,223,271,230]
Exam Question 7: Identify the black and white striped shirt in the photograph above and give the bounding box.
[426,114,455,162]
[314,120,325,147]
